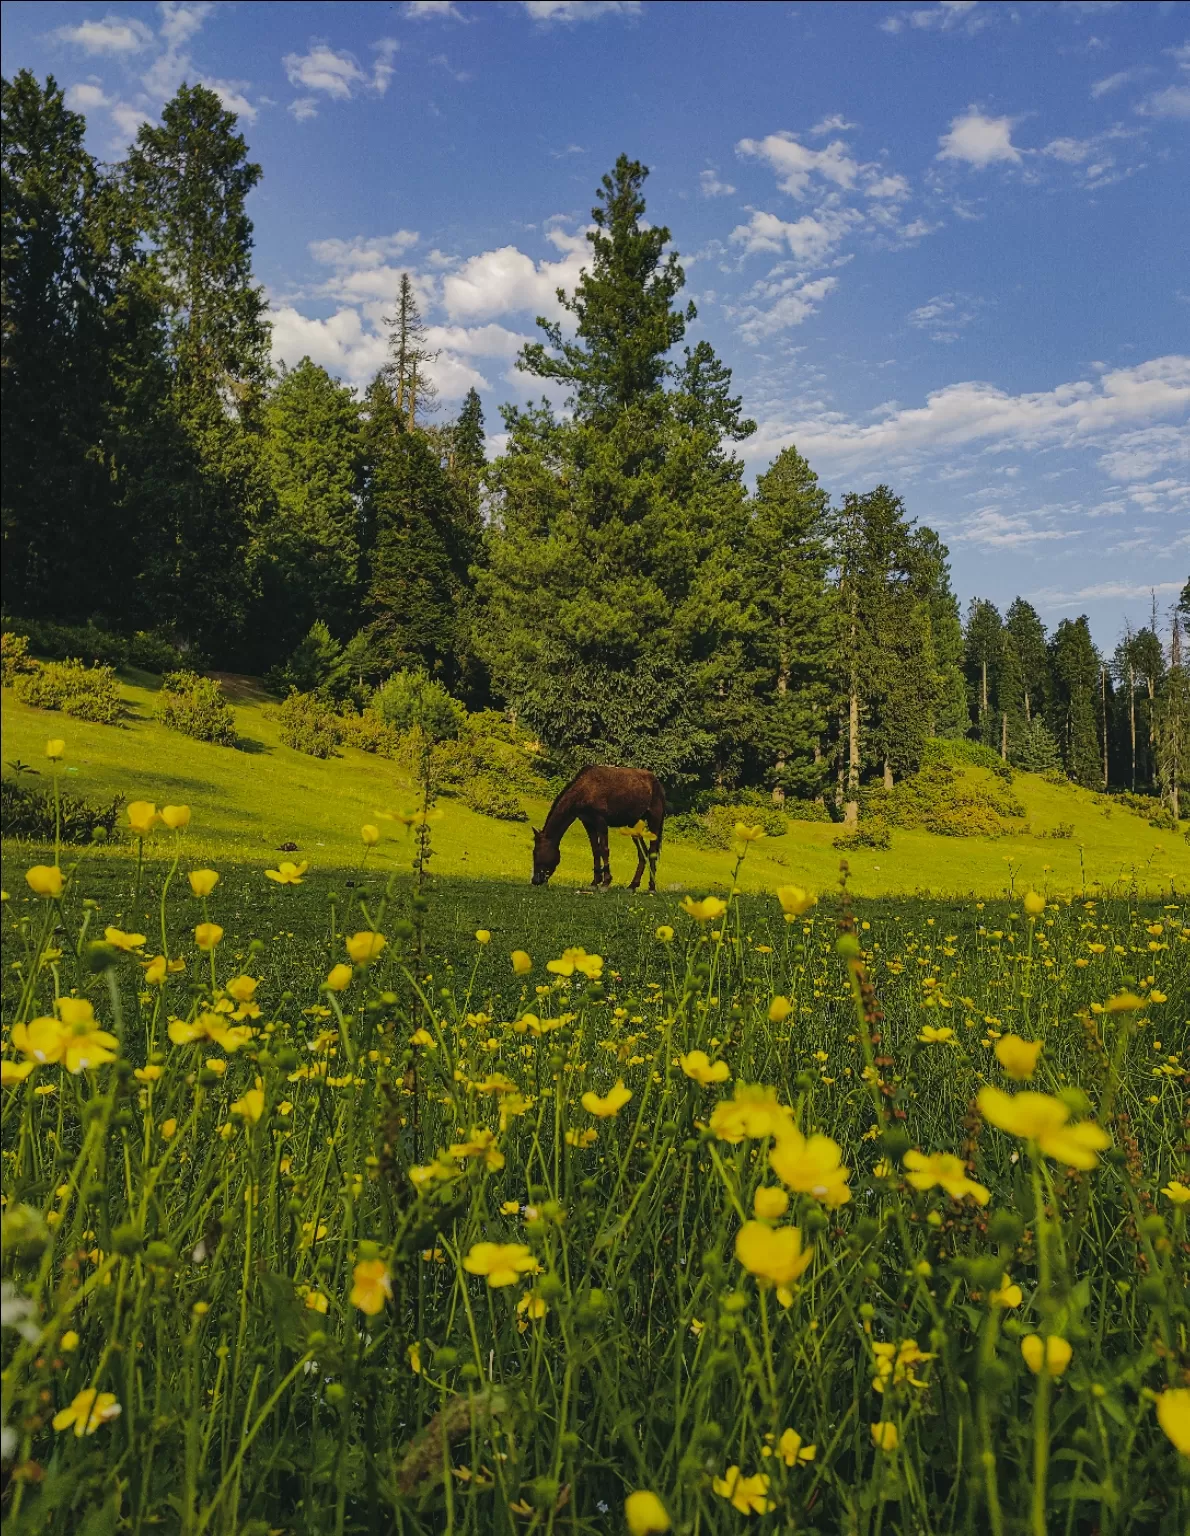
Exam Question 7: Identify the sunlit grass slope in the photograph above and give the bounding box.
[3,671,1187,896]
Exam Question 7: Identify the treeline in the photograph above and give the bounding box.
[3,73,1188,814]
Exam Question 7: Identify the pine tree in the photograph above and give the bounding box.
[125,84,271,651]
[1,72,110,617]
[253,358,362,663]
[912,527,967,739]
[1005,599,1052,726]
[745,446,836,800]
[383,274,438,429]
[964,599,1004,747]
[454,387,486,471]
[1153,610,1189,820]
[1050,617,1102,786]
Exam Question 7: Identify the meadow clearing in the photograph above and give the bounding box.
[0,714,1188,1535]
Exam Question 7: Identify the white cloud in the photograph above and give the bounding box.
[205,79,257,122]
[865,173,911,199]
[737,131,861,197]
[54,14,154,53]
[270,305,495,399]
[158,2,212,48]
[289,97,319,121]
[311,233,422,267]
[1090,66,1149,98]
[404,0,465,16]
[700,169,736,198]
[440,231,590,321]
[521,1,641,20]
[809,113,857,136]
[744,355,1190,476]
[1136,84,1190,119]
[882,0,985,34]
[733,276,838,343]
[730,208,858,265]
[111,103,154,136]
[283,40,398,100]
[954,508,1075,549]
[936,108,1021,167]
[1097,424,1190,482]
[65,81,114,111]
[907,292,981,341]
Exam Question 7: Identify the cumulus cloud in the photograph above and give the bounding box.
[54,14,154,53]
[732,276,839,343]
[700,169,736,198]
[440,229,589,321]
[65,81,114,111]
[1136,83,1190,119]
[809,113,857,136]
[736,131,861,198]
[158,2,213,48]
[521,1,641,20]
[730,208,858,265]
[289,97,319,122]
[907,292,981,341]
[270,305,494,398]
[881,1,985,35]
[404,0,465,16]
[744,355,1190,476]
[283,39,398,101]
[936,108,1021,167]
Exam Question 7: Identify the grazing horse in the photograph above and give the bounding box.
[531,765,665,891]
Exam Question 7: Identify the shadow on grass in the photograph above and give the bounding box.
[235,737,270,755]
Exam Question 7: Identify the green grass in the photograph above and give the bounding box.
[3,671,1187,897]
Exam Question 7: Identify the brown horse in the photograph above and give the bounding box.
[531,765,665,891]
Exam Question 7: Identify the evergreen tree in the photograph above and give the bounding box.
[254,357,362,663]
[911,526,967,739]
[454,387,486,471]
[1050,616,1102,786]
[125,84,271,651]
[964,599,1004,747]
[745,446,836,800]
[477,156,752,786]
[1153,610,1189,820]
[383,273,438,429]
[1,72,110,616]
[1004,599,1052,725]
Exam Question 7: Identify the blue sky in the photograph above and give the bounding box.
[3,0,1188,649]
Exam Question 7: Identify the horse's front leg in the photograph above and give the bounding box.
[597,823,612,888]
[584,821,603,887]
[628,836,646,891]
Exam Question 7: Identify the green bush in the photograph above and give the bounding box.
[277,690,341,758]
[12,658,123,724]
[668,803,787,849]
[372,670,465,743]
[434,711,549,795]
[337,707,401,757]
[0,776,123,844]
[155,672,237,746]
[863,760,1025,839]
[928,803,1008,838]
[461,774,528,821]
[923,737,1013,781]
[782,797,831,822]
[1,616,194,674]
[833,818,891,850]
[1038,821,1075,840]
[1,632,37,687]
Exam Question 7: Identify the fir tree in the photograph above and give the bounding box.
[1005,599,1052,725]
[1050,616,1102,787]
[454,387,486,470]
[964,599,1004,747]
[383,274,438,429]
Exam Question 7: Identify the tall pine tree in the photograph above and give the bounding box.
[1050,616,1102,786]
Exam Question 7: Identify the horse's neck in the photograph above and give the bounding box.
[543,793,578,845]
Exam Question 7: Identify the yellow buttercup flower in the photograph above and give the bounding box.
[462,1241,537,1288]
[511,949,533,974]
[231,1086,265,1124]
[871,1422,899,1452]
[168,1012,254,1053]
[776,885,816,918]
[733,821,765,841]
[753,1186,790,1220]
[161,804,191,830]
[1160,1180,1190,1206]
[1,1060,37,1085]
[624,1490,671,1534]
[142,955,183,985]
[1156,1388,1190,1457]
[654,925,674,942]
[265,860,308,885]
[225,975,257,1002]
[26,865,65,898]
[53,1389,122,1436]
[104,926,146,953]
[768,996,793,1024]
[13,1000,117,1074]
[872,1338,935,1393]
[1105,991,1144,1013]
[581,1080,632,1118]
[1021,1334,1072,1376]
[46,738,66,760]
[188,869,220,898]
[127,801,159,835]
[679,1049,730,1085]
[681,895,728,922]
[711,1466,771,1515]
[709,1083,795,1143]
[770,1128,852,1207]
[325,963,353,992]
[903,1150,990,1205]
[346,930,386,965]
[989,1273,1023,1308]
[767,1428,816,1467]
[194,922,224,952]
[546,946,603,979]
[59,1330,79,1352]
[361,824,380,846]
[1022,890,1046,916]
[474,928,491,943]
[994,1034,1043,1080]
[351,1258,392,1315]
[978,1086,1110,1170]
[735,1220,813,1286]
[917,1024,956,1044]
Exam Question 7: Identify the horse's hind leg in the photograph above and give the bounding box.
[646,820,662,892]
[598,825,613,888]
[628,837,647,891]
[583,822,602,887]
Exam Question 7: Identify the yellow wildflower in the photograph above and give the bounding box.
[351,1258,392,1315]
[160,805,191,829]
[1160,1181,1190,1206]
[326,963,353,992]
[462,1241,537,1288]
[711,1467,771,1515]
[1021,1334,1072,1376]
[776,885,816,918]
[474,928,491,943]
[871,1422,899,1452]
[768,996,793,1024]
[735,1221,813,1286]
[624,1490,671,1534]
[764,1428,816,1467]
[734,822,765,841]
[188,869,220,897]
[581,1080,632,1117]
[53,1389,122,1436]
[225,975,258,1002]
[753,1186,789,1219]
[1022,890,1046,916]
[103,926,145,953]
[902,1150,990,1205]
[511,949,533,974]
[1156,1389,1190,1457]
[679,1049,730,1085]
[194,922,224,951]
[681,895,727,922]
[770,1128,852,1207]
[995,1034,1043,1080]
[990,1273,1023,1308]
[872,1338,935,1393]
[654,925,674,941]
[346,930,386,965]
[127,801,159,835]
[546,946,603,979]
[265,860,308,885]
[361,825,380,846]
[46,738,66,760]
[709,1083,794,1143]
[231,1085,265,1124]
[1,1060,36,1085]
[978,1086,1110,1170]
[26,865,65,898]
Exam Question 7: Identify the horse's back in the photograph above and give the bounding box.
[568,764,663,823]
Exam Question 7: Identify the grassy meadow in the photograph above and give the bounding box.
[2,681,1189,1534]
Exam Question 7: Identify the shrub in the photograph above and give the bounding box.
[1,616,194,674]
[1038,821,1075,840]
[924,737,1014,782]
[13,658,123,724]
[461,774,528,821]
[155,672,237,746]
[1146,805,1179,832]
[0,776,123,844]
[1013,719,1063,775]
[1,632,37,687]
[277,690,341,758]
[782,797,831,822]
[372,670,465,742]
[668,804,787,849]
[833,818,891,850]
[863,761,1025,838]
[928,803,1008,838]
[337,707,401,757]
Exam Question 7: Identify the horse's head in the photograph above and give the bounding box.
[531,828,559,886]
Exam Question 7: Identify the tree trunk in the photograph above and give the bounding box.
[845,690,859,826]
[1001,710,1008,761]
[883,758,893,790]
[1129,662,1136,792]
[980,658,988,723]
[1024,688,1031,724]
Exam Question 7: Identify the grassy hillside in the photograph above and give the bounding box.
[3,670,1186,896]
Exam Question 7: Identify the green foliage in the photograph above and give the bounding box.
[1012,717,1062,775]
[13,658,123,723]
[668,803,788,850]
[0,775,123,842]
[276,689,341,758]
[833,817,891,849]
[460,774,527,822]
[1050,616,1103,788]
[2,616,193,674]
[337,707,401,757]
[922,736,1013,781]
[154,671,237,746]
[267,620,352,701]
[1,632,36,686]
[372,669,465,742]
[1038,821,1075,840]
[863,758,1025,840]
